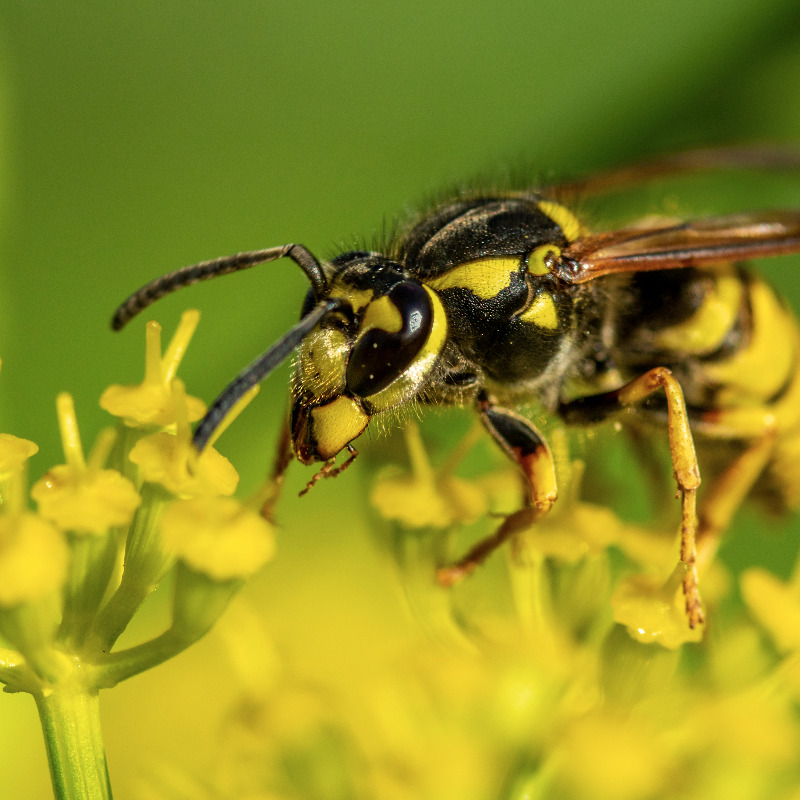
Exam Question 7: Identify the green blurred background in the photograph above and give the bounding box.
[1,2,800,797]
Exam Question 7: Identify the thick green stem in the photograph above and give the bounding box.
[34,686,112,800]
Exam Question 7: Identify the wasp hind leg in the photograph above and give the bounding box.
[694,419,777,570]
[560,367,704,629]
[436,400,558,587]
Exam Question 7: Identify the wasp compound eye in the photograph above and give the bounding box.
[346,280,433,397]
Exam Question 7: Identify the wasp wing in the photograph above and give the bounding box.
[556,210,800,284]
[549,145,800,199]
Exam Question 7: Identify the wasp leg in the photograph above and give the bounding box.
[436,402,557,587]
[560,367,704,628]
[260,413,294,521]
[299,446,358,497]
[695,432,776,571]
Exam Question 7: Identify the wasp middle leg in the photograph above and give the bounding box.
[436,398,558,587]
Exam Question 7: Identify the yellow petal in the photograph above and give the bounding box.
[741,567,800,653]
[612,573,703,648]
[100,382,206,427]
[371,470,486,529]
[0,434,38,477]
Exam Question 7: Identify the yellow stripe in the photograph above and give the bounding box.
[527,244,561,276]
[367,285,448,412]
[425,257,520,299]
[309,396,369,460]
[537,200,582,242]
[361,295,402,334]
[653,271,742,354]
[329,284,373,312]
[703,279,796,405]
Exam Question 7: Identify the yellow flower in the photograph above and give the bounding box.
[32,465,140,535]
[611,570,704,648]
[371,466,487,529]
[31,394,140,534]
[371,421,487,528]
[0,513,69,606]
[100,311,206,427]
[161,496,275,581]
[557,711,670,800]
[740,567,800,653]
[129,431,238,497]
[515,501,623,563]
[0,434,38,477]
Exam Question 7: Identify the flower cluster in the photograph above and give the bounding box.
[179,420,800,800]
[0,312,275,798]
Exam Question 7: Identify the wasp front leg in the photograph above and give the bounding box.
[259,412,294,521]
[560,366,704,628]
[436,400,558,587]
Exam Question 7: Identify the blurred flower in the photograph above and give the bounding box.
[162,496,275,582]
[3,307,800,800]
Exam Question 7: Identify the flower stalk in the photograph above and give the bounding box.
[35,685,111,800]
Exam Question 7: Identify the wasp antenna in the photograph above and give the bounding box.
[111,244,328,330]
[192,298,345,452]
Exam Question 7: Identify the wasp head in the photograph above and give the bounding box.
[291,251,448,463]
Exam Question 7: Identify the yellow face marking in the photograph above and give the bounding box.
[328,284,373,312]
[367,286,448,412]
[295,327,349,399]
[425,257,520,299]
[518,290,558,329]
[361,295,403,335]
[527,243,561,276]
[308,396,369,460]
[537,200,582,242]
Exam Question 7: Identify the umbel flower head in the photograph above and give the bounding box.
[0,312,275,775]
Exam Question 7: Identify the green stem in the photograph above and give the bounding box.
[94,569,243,687]
[87,484,173,652]
[34,686,112,800]
[93,629,194,688]
[59,533,121,651]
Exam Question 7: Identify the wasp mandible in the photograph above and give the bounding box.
[112,146,800,630]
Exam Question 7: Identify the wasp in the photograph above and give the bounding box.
[112,147,800,629]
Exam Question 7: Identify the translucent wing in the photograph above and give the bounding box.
[555,210,800,284]
[547,144,800,199]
